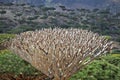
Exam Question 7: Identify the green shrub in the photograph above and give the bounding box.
[0,49,9,54]
[70,55,120,80]
[103,54,120,67]
[111,49,120,54]
[0,21,10,33]
[8,26,34,34]
[16,13,22,17]
[0,34,15,43]
[0,10,6,16]
[42,7,55,11]
[103,36,112,40]
[27,16,39,20]
[40,15,48,19]
[0,34,15,50]
[0,50,41,75]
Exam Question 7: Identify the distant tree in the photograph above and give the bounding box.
[0,10,6,17]
[16,13,22,20]
[42,7,56,11]
[59,5,66,11]
[93,8,99,12]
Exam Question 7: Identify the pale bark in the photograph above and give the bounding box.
[8,28,113,80]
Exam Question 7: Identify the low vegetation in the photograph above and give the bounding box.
[0,50,120,79]
[0,34,15,50]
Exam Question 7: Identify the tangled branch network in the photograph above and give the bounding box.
[8,28,113,80]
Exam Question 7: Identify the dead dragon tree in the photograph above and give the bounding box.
[8,28,112,80]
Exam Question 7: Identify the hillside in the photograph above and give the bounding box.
[0,3,120,51]
[0,3,120,41]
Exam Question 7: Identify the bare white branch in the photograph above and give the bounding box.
[8,28,113,80]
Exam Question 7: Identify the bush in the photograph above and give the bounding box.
[0,34,15,50]
[16,13,22,17]
[42,7,56,11]
[70,55,120,80]
[111,49,120,54]
[0,21,8,33]
[8,26,35,34]
[0,49,9,54]
[0,50,41,75]
[0,34,15,43]
[103,36,112,40]
[27,16,39,20]
[0,10,6,15]
[103,54,120,67]
[40,15,48,19]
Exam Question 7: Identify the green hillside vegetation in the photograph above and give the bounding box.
[0,4,120,42]
[0,34,15,50]
[0,50,41,75]
[0,34,15,43]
